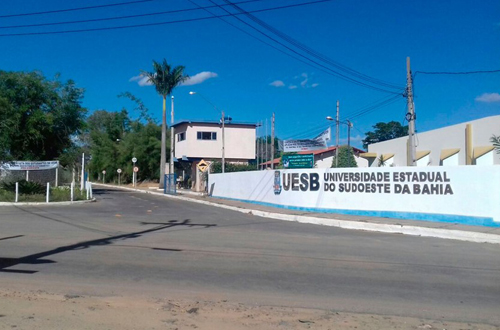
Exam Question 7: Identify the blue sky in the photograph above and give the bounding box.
[1,0,499,149]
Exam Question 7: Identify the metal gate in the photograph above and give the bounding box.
[164,174,176,195]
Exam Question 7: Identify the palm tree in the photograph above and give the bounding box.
[491,135,500,154]
[142,59,188,188]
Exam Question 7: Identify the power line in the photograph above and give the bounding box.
[221,0,403,91]
[344,94,400,118]
[189,0,365,93]
[0,1,329,37]
[0,0,155,19]
[208,0,401,94]
[0,0,266,30]
[281,123,330,140]
[414,69,500,76]
[345,94,403,120]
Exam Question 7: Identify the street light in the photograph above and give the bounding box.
[326,116,353,167]
[189,91,225,173]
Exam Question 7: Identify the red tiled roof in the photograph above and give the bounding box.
[259,146,366,165]
[298,146,365,155]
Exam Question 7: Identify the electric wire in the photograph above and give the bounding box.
[0,0,266,30]
[281,123,330,140]
[221,0,403,91]
[206,0,400,94]
[0,0,155,19]
[414,69,500,76]
[0,1,330,37]
[189,0,362,94]
[344,94,403,120]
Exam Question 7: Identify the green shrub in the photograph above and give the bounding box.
[1,180,46,195]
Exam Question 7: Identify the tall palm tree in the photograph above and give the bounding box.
[142,59,188,188]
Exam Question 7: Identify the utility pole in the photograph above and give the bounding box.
[256,122,259,170]
[335,100,339,167]
[265,118,268,169]
[346,120,352,147]
[170,96,175,179]
[406,57,417,166]
[271,113,275,169]
[259,120,263,170]
[221,110,225,173]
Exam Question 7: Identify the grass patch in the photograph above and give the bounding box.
[0,187,88,203]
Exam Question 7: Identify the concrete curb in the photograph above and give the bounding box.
[93,183,500,245]
[0,199,96,207]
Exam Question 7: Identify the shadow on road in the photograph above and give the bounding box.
[0,235,24,242]
[0,219,216,274]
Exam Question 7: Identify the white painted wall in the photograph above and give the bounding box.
[175,122,256,160]
[209,166,500,226]
[367,115,500,166]
[476,150,494,166]
[442,153,459,166]
[416,154,430,167]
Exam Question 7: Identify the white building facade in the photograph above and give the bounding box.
[363,115,500,167]
[172,120,257,191]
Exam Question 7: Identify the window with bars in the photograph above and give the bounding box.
[197,131,217,140]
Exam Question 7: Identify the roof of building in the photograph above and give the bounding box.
[172,120,257,128]
[259,146,366,166]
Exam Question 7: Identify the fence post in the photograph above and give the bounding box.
[15,182,19,203]
[71,182,74,202]
[55,167,59,187]
[46,182,50,203]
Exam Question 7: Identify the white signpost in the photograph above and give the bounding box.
[102,170,106,184]
[117,168,122,185]
[132,158,137,187]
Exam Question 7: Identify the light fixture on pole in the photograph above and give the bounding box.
[326,112,339,167]
[327,105,353,166]
[189,91,225,173]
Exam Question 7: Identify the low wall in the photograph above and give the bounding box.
[208,166,500,227]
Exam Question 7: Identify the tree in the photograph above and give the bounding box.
[86,108,162,183]
[492,135,500,154]
[209,160,255,173]
[256,135,280,163]
[331,146,358,168]
[362,121,408,150]
[0,70,86,160]
[377,154,387,167]
[142,59,188,188]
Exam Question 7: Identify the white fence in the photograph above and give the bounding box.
[208,166,500,227]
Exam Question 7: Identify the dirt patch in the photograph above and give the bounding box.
[0,288,497,330]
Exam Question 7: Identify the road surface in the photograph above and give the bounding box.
[1,187,499,327]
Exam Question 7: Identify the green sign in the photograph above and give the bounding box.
[282,154,314,169]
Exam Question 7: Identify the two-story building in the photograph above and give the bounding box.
[172,120,257,191]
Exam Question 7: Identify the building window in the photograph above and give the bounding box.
[177,132,186,142]
[197,131,217,140]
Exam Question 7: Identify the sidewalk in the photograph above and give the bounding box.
[93,183,500,245]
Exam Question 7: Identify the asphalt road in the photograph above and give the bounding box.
[1,187,500,325]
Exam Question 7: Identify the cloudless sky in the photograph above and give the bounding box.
[1,0,499,148]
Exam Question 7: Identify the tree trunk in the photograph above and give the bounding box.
[159,96,167,188]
